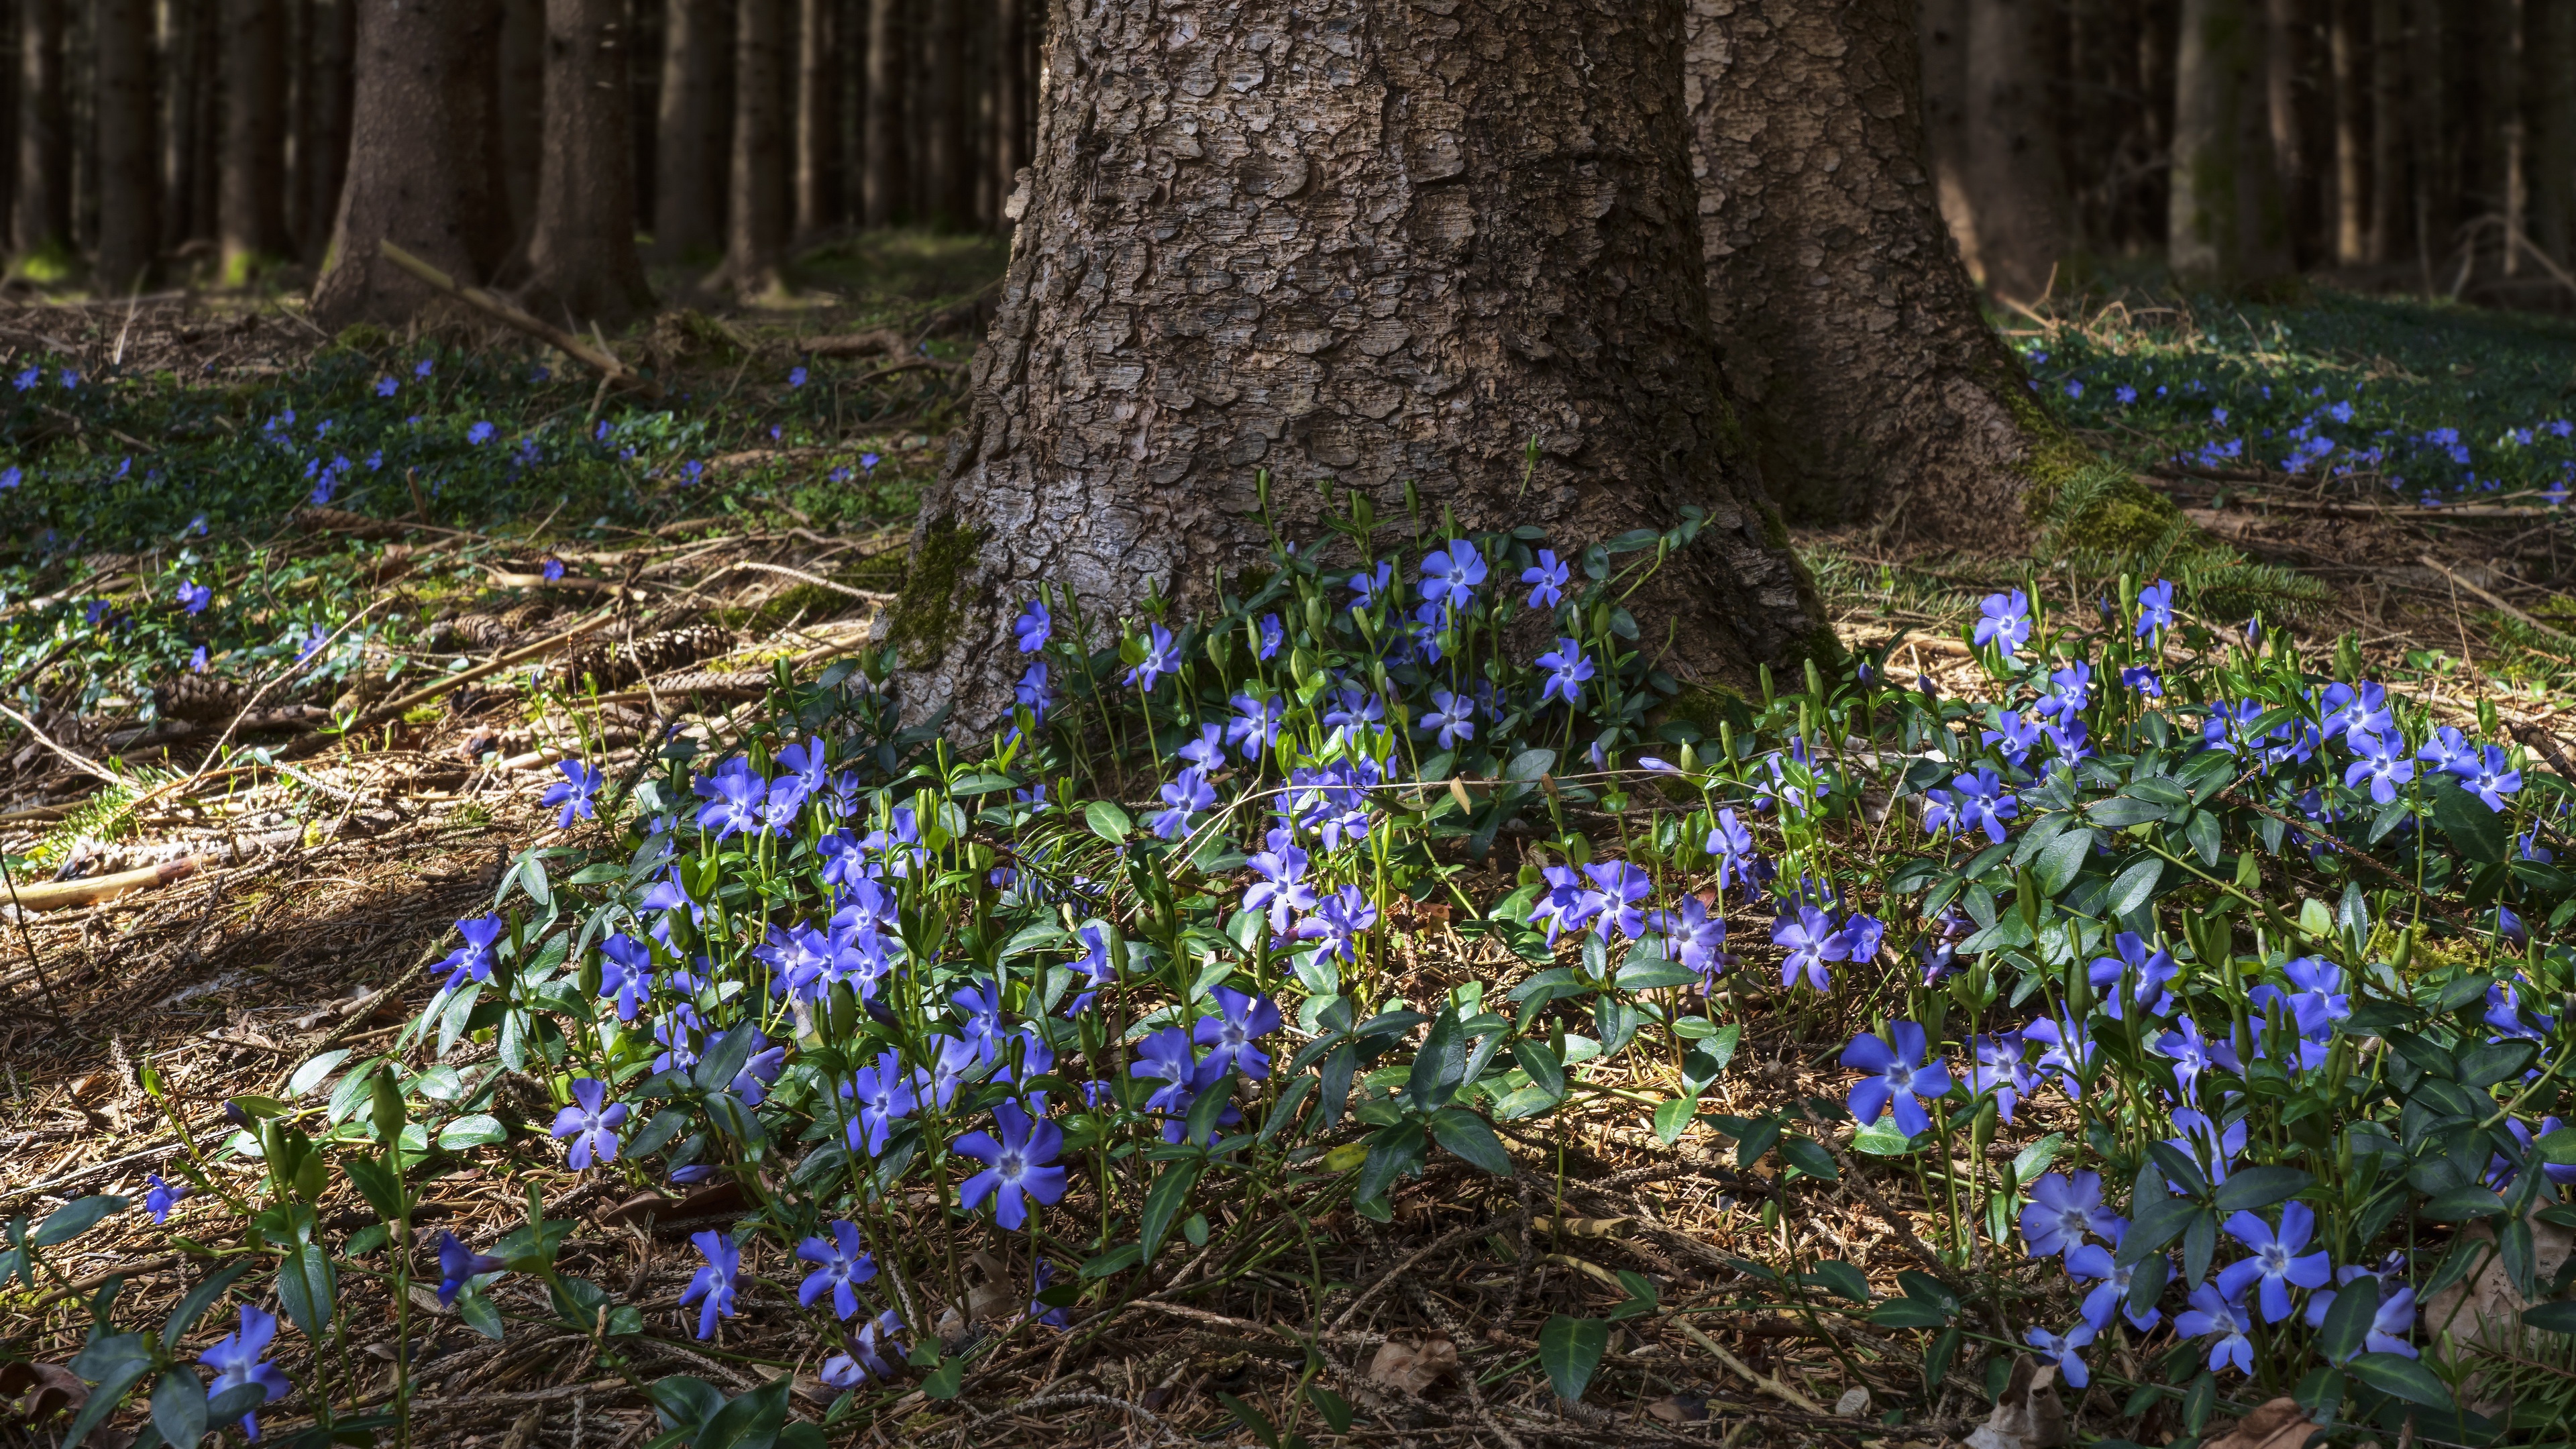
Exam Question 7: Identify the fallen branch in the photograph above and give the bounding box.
[2419,553,2573,641]
[376,241,663,400]
[280,611,626,760]
[5,855,205,913]
[703,559,899,604]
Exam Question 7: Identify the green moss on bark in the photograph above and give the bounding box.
[884,517,985,669]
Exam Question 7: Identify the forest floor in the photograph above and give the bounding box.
[1,255,2575,1449]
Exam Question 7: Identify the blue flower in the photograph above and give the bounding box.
[543,760,601,828]
[955,1101,1070,1230]
[844,1050,918,1155]
[0,466,18,489]
[2121,665,2163,697]
[2025,1012,2099,1097]
[2039,661,2092,723]
[541,556,566,583]
[1244,832,1318,933]
[376,376,398,397]
[1648,894,1730,979]
[2462,745,2523,810]
[1705,808,1761,893]
[11,366,36,390]
[1521,550,1570,610]
[2135,579,2175,636]
[2023,1320,2093,1387]
[2302,1269,2416,1359]
[437,1232,507,1305]
[437,916,506,990]
[1772,905,1847,992]
[177,579,212,615]
[145,1173,191,1223]
[1124,624,1180,692]
[415,358,435,378]
[466,421,496,445]
[1255,613,1284,659]
[199,1305,294,1438]
[789,366,808,388]
[1150,766,1216,841]
[1418,539,1487,612]
[1132,1028,1208,1114]
[2087,932,2178,1020]
[1348,561,1394,608]
[1016,661,1053,716]
[1294,884,1379,963]
[2070,1234,2164,1332]
[821,1309,906,1385]
[2342,729,2414,803]
[1419,689,1475,751]
[860,451,881,471]
[797,1220,878,1320]
[1581,861,1652,941]
[2174,1283,2255,1375]
[550,1078,627,1169]
[1194,987,1281,1079]
[2217,1200,2331,1323]
[1839,1022,1951,1136]
[693,755,768,839]
[1227,691,1284,758]
[1972,590,2031,651]
[1535,637,1595,708]
[1921,767,2017,844]
[2152,1016,2216,1100]
[1015,600,1052,653]
[1961,1031,2033,1122]
[2063,380,2084,399]
[2019,1171,2116,1260]
[680,1231,741,1338]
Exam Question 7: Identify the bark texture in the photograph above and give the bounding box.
[1687,0,2047,545]
[302,0,357,266]
[309,0,498,329]
[498,0,547,252]
[94,0,158,290]
[652,0,726,260]
[220,0,291,278]
[1962,0,2065,302]
[860,0,904,224]
[2171,0,2294,288]
[708,0,787,294]
[13,0,68,258]
[889,0,1827,736]
[525,0,656,325]
[794,0,840,241]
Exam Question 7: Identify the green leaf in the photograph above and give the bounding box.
[1778,1134,1839,1181]
[162,1264,256,1351]
[2212,1165,2312,1214]
[2086,797,2166,828]
[286,1050,352,1099]
[1869,1297,1952,1328]
[35,1195,129,1246]
[2426,775,2508,863]
[2536,1128,2576,1167]
[1538,1315,1609,1402]
[1803,1259,1871,1303]
[342,1155,403,1224]
[920,1356,965,1401]
[1079,1244,1141,1279]
[1617,959,1701,990]
[1509,1040,1565,1100]
[62,1360,151,1449]
[1430,1110,1513,1174]
[2420,1186,2507,1221]
[2104,855,2163,918]
[2033,826,2094,895]
[1083,800,1132,843]
[2347,1352,2453,1409]
[1138,1161,1203,1264]
[1504,748,1558,783]
[1213,1392,1281,1449]
[1306,1385,1355,1435]
[437,1114,506,1149]
[274,1242,335,1338]
[1651,1095,1696,1145]
[455,1286,505,1340]
[2318,1277,2379,1364]
[152,1366,209,1449]
[695,1376,792,1449]
[2524,1301,2576,1334]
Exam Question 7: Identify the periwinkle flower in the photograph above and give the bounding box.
[2174,1284,2255,1375]
[1124,624,1181,692]
[2216,1201,2332,1323]
[1922,767,2018,844]
[1420,688,1476,750]
[1772,905,1849,992]
[1973,590,2032,651]
[2343,729,2414,804]
[821,1309,906,1385]
[1521,549,1570,609]
[1193,987,1281,1079]
[2020,1171,2117,1260]
[955,1101,1069,1230]
[680,1230,741,1338]
[1649,894,1730,979]
[436,1232,506,1306]
[1839,1022,1952,1136]
[199,1305,294,1439]
[1131,1028,1208,1114]
[844,1049,918,1155]
[177,579,212,615]
[437,916,506,991]
[2135,578,2175,636]
[1418,539,1487,611]
[2023,1321,2094,1389]
[1535,637,1595,708]
[145,1173,191,1224]
[543,759,601,828]
[1014,600,1052,653]
[797,1220,879,1320]
[549,1078,627,1169]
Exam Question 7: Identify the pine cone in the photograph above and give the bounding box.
[553,624,733,691]
[154,674,251,722]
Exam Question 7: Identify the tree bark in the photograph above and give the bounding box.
[2327,0,2364,263]
[309,0,498,329]
[93,0,157,290]
[2536,0,2573,266]
[860,0,902,224]
[652,0,726,261]
[794,0,839,241]
[1962,0,2067,302]
[2262,0,2316,265]
[301,0,356,266]
[498,0,546,257]
[706,0,786,294]
[1687,0,2051,547]
[219,0,289,280]
[990,0,1024,226]
[1916,0,1982,284]
[2406,0,2448,284]
[2171,0,2294,288]
[888,0,1827,737]
[2490,0,2525,277]
[13,0,67,259]
[525,0,655,325]
[2365,0,2400,262]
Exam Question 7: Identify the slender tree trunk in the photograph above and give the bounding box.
[706,0,784,294]
[1917,0,1981,283]
[990,0,1022,225]
[2171,0,2294,288]
[1688,0,2055,546]
[13,0,67,259]
[1963,0,2068,301]
[0,0,17,252]
[652,0,724,261]
[219,0,288,280]
[934,0,970,228]
[525,0,655,324]
[95,0,156,290]
[794,0,839,242]
[860,0,902,225]
[2365,0,2400,261]
[2536,0,2573,267]
[66,0,89,252]
[309,0,498,328]
[2491,0,2525,277]
[890,0,1827,736]
[2262,0,2314,265]
[498,0,545,256]
[2327,0,2365,262]
[303,0,354,266]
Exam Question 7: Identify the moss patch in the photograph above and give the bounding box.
[883,516,985,670]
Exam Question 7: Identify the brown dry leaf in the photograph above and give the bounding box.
[66,1071,115,1105]
[5,1362,89,1426]
[1646,1393,1710,1423]
[2202,1397,2324,1449]
[1964,1355,2063,1449]
[965,1278,1020,1322]
[1366,1336,1460,1397]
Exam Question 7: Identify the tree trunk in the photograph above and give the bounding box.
[794,0,839,241]
[94,0,156,290]
[13,0,67,259]
[498,0,546,257]
[2171,0,2294,288]
[2536,0,2573,266]
[861,0,901,224]
[2406,0,2448,286]
[2491,0,2525,277]
[219,0,288,280]
[990,0,1023,225]
[1688,0,2053,547]
[525,0,655,325]
[1962,0,2067,302]
[1917,0,1982,283]
[707,0,785,294]
[2262,0,2315,264]
[932,0,971,227]
[887,0,1827,736]
[302,0,355,266]
[309,0,498,329]
[2327,0,2365,263]
[653,0,725,261]
[2365,0,2400,262]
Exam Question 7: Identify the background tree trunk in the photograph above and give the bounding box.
[498,0,546,258]
[707,0,784,294]
[794,0,839,242]
[183,0,225,246]
[860,0,902,225]
[2536,0,2573,267]
[13,0,67,259]
[525,0,655,325]
[219,0,288,280]
[1688,0,2051,547]
[301,0,355,266]
[652,0,724,261]
[2171,0,2294,288]
[2365,0,2400,262]
[989,0,1023,226]
[309,0,497,329]
[93,0,156,290]
[2261,0,2316,265]
[1962,0,2068,302]
[1916,0,1982,284]
[888,0,1826,735]
[2327,0,2364,263]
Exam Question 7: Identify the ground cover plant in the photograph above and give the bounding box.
[9,285,2576,1449]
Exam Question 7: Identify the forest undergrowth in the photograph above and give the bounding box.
[5,278,2576,1449]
